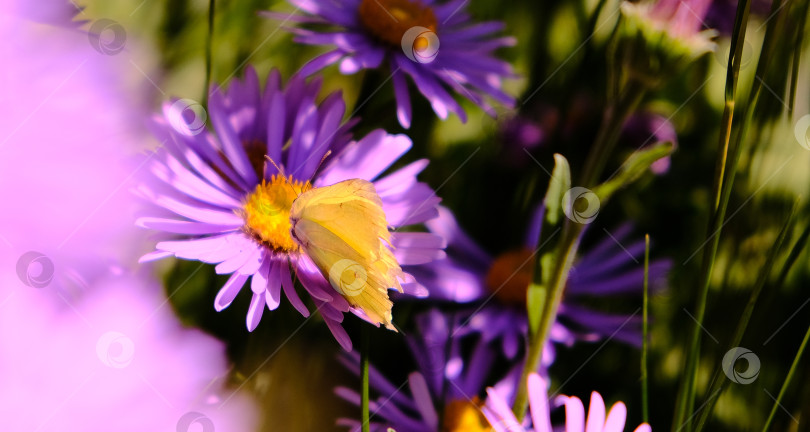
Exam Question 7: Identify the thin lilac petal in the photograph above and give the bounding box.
[407,372,439,430]
[265,261,283,310]
[214,272,249,311]
[284,259,310,317]
[374,159,427,196]
[484,387,522,432]
[392,233,446,265]
[136,217,239,235]
[208,91,259,186]
[427,206,491,266]
[322,311,352,351]
[139,250,173,263]
[564,396,586,432]
[265,86,286,167]
[634,424,653,432]
[216,244,262,275]
[391,65,412,128]
[604,402,628,432]
[250,253,270,293]
[153,193,245,226]
[298,50,345,77]
[246,291,265,331]
[319,131,412,185]
[585,392,606,432]
[156,234,238,262]
[527,373,553,432]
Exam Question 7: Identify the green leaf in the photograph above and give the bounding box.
[592,141,674,202]
[543,154,571,227]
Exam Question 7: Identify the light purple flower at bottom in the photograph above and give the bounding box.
[483,373,652,432]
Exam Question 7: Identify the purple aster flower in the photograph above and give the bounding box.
[137,67,444,350]
[335,308,519,432]
[482,372,652,432]
[406,205,672,360]
[0,269,258,432]
[268,0,516,128]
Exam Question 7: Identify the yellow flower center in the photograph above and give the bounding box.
[242,174,312,252]
[358,0,438,47]
[485,248,534,306]
[442,398,492,432]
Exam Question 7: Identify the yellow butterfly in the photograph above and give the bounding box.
[289,178,404,330]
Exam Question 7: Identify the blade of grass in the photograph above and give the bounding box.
[787,2,808,116]
[202,0,216,107]
[762,323,810,431]
[674,0,788,428]
[642,234,650,424]
[693,201,798,432]
[774,221,810,291]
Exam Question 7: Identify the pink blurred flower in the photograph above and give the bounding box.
[0,270,258,432]
[0,0,148,293]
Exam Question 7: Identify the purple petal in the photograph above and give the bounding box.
[246,292,265,331]
[214,272,249,311]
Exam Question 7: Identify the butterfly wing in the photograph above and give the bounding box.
[290,179,403,329]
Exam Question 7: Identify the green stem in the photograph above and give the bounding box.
[512,223,582,420]
[642,234,650,424]
[202,0,215,108]
[361,326,370,432]
[514,53,648,420]
[762,324,810,431]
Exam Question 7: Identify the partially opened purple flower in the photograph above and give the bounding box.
[269,0,516,128]
[482,372,652,432]
[137,68,444,350]
[407,205,671,359]
[622,112,678,175]
[336,308,517,432]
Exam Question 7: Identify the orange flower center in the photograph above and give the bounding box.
[242,174,312,251]
[485,248,535,306]
[441,397,492,432]
[358,0,438,47]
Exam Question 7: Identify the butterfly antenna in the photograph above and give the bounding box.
[265,155,304,197]
[308,150,332,183]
